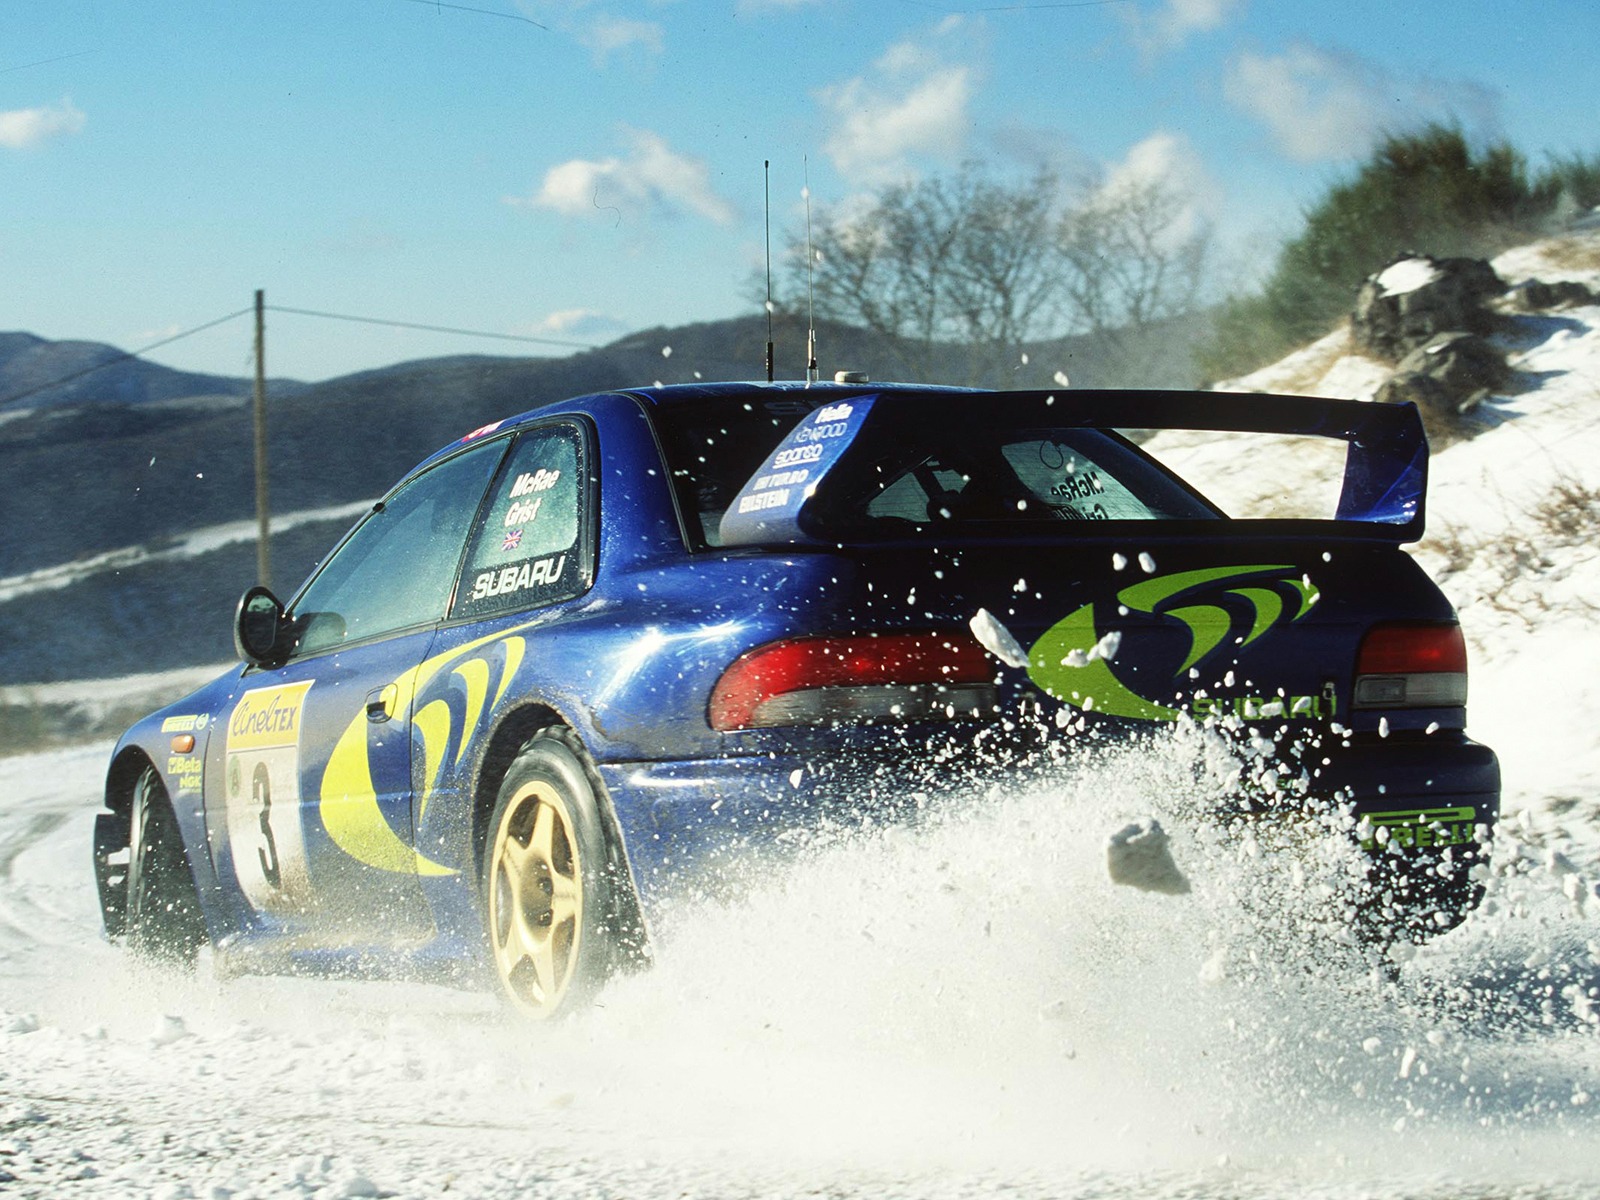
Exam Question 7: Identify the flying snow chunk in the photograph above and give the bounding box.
[970,607,1030,668]
[150,1014,191,1046]
[1060,630,1121,669]
[1377,258,1441,297]
[1106,819,1191,895]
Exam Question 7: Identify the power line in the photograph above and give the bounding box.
[0,49,98,74]
[266,305,596,349]
[387,0,549,28]
[0,302,598,408]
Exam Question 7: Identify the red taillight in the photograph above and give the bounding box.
[1354,622,1468,709]
[709,632,996,731]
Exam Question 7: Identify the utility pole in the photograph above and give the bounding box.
[253,289,272,589]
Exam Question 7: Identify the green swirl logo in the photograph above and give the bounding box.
[1027,564,1320,721]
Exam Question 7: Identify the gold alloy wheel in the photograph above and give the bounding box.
[487,779,585,1017]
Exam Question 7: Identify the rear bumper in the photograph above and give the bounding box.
[1309,732,1500,940]
[1309,731,1499,820]
[599,728,1501,937]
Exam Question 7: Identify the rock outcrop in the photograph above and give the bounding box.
[1352,255,1506,361]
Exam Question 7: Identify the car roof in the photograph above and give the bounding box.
[413,380,983,471]
[616,380,983,406]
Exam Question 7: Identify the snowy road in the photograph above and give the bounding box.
[5,232,1600,1198]
[3,737,1600,1200]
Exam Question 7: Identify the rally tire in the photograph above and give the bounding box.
[483,729,627,1019]
[124,766,208,967]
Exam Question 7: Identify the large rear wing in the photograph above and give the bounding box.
[718,389,1428,547]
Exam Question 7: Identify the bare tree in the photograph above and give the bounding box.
[794,168,1065,386]
[788,165,1210,387]
[1057,175,1210,342]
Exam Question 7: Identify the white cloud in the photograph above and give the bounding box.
[578,16,664,64]
[1224,44,1499,163]
[516,4,664,65]
[1103,131,1199,195]
[817,24,975,185]
[1093,131,1218,239]
[1129,0,1243,52]
[533,309,628,341]
[0,98,85,150]
[516,128,736,225]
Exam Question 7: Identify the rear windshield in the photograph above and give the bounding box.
[652,393,1221,548]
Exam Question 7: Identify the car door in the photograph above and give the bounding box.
[212,437,508,943]
[408,420,595,854]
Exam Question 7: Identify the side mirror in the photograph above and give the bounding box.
[234,585,288,666]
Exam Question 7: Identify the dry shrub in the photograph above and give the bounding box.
[1425,472,1600,624]
[1534,236,1600,274]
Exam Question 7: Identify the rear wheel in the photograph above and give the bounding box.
[483,729,630,1018]
[125,767,208,966]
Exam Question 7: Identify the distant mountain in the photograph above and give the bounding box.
[0,311,1208,682]
[0,331,308,412]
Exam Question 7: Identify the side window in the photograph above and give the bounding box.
[451,423,591,620]
[290,440,505,656]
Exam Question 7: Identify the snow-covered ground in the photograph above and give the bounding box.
[3,232,1600,1198]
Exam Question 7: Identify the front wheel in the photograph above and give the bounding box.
[483,729,631,1018]
[125,767,208,966]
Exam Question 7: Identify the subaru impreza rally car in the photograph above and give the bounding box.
[93,383,1500,1016]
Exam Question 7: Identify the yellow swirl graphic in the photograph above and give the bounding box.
[319,625,533,876]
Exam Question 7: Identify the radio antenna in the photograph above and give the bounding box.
[763,160,775,383]
[804,156,819,386]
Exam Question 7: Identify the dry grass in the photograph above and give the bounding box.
[1425,473,1600,624]
[1531,475,1600,537]
[1529,234,1600,274]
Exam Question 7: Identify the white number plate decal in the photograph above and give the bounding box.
[225,681,315,913]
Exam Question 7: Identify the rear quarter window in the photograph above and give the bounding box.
[450,422,593,619]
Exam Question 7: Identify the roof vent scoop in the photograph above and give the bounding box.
[834,370,869,384]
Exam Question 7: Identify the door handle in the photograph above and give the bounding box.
[366,684,398,723]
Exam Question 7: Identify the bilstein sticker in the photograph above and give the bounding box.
[1028,564,1320,722]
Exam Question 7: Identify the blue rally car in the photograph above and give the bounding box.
[93,383,1500,1016]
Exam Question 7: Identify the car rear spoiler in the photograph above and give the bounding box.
[718,389,1428,546]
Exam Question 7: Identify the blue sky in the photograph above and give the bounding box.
[3,0,1597,382]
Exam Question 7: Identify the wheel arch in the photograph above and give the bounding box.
[104,743,157,816]
[95,744,211,953]
[471,704,560,873]
[92,745,159,935]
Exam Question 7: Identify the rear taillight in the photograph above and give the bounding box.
[1353,622,1468,709]
[709,632,997,731]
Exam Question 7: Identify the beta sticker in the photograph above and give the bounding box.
[225,680,314,912]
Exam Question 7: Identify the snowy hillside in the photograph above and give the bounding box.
[1167,229,1600,867]
[2,231,1600,1198]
